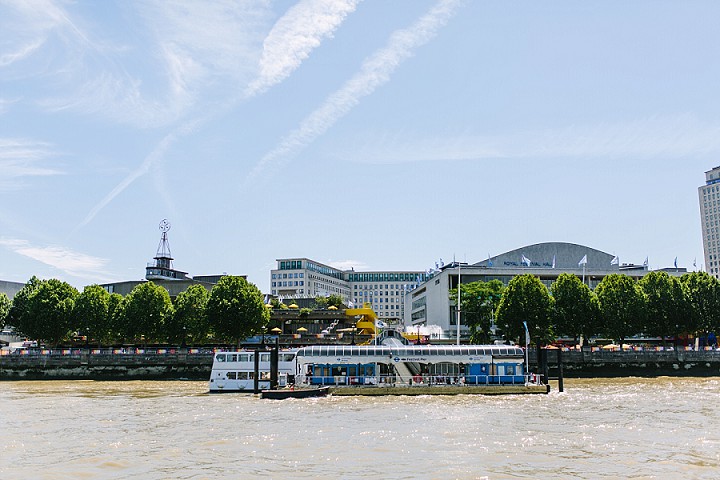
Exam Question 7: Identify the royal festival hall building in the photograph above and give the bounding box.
[402,242,684,340]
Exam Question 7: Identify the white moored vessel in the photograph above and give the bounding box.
[208,349,297,393]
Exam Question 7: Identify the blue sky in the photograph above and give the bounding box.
[1,0,719,293]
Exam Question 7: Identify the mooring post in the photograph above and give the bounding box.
[557,348,564,393]
[542,348,549,385]
[270,337,279,390]
[253,346,260,394]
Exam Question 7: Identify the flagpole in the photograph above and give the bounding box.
[456,260,461,345]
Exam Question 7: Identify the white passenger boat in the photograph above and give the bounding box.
[208,349,298,393]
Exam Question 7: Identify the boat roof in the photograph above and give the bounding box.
[296,344,524,357]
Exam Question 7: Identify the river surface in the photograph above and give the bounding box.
[1,377,719,479]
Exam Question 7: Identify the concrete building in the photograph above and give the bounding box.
[0,280,24,300]
[270,258,425,323]
[699,166,720,278]
[402,242,669,339]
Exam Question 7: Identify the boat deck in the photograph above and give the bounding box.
[329,384,550,396]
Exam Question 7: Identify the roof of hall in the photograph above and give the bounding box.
[473,242,621,271]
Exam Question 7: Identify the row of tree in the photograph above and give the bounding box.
[0,276,269,346]
[452,271,720,345]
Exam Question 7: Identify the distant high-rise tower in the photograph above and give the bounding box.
[699,167,720,278]
[145,219,189,281]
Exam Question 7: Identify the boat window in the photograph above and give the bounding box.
[280,353,295,362]
[227,372,236,379]
[238,372,249,380]
[228,354,237,362]
[506,365,515,375]
[260,353,270,362]
[413,348,421,356]
[461,348,469,355]
[239,353,251,362]
[260,372,270,380]
[215,354,226,362]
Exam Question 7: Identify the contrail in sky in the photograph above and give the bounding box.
[245,0,462,183]
[76,0,358,231]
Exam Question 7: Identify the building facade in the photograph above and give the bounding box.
[402,242,666,339]
[270,258,425,323]
[699,166,720,278]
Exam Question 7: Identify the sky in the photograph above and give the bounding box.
[2,0,720,293]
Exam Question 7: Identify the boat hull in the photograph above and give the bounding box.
[261,386,330,400]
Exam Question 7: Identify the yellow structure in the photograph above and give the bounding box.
[344,303,378,336]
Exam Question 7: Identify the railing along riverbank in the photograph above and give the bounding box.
[2,345,720,380]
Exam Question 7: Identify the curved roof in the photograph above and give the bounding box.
[475,242,617,271]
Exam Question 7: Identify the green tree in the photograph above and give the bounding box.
[121,282,173,343]
[639,271,687,343]
[170,284,210,345]
[327,294,344,308]
[6,276,43,335]
[551,273,599,343]
[681,271,720,337]
[0,293,10,329]
[74,285,111,345]
[313,296,329,309]
[207,276,268,345]
[450,280,504,343]
[107,293,125,344]
[496,274,553,345]
[595,274,645,344]
[25,279,79,345]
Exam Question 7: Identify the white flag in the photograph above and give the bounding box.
[611,255,619,265]
[578,255,588,266]
[552,255,556,269]
[523,321,530,346]
[643,257,649,267]
[674,257,678,268]
[521,254,531,267]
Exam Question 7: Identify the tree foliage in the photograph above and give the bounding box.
[551,273,599,342]
[25,279,79,345]
[207,276,268,344]
[595,274,645,343]
[171,284,210,344]
[327,294,344,308]
[639,271,687,341]
[6,276,43,335]
[681,271,720,335]
[450,280,504,343]
[74,285,111,344]
[121,282,173,343]
[0,293,10,329]
[107,293,125,343]
[496,274,553,345]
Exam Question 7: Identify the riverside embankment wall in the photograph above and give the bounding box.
[2,347,720,380]
[528,348,720,377]
[0,349,214,380]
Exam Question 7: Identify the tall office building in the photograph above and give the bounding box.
[699,166,720,278]
[270,258,425,323]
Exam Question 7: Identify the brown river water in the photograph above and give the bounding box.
[1,377,719,479]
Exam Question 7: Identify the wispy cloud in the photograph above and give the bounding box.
[245,0,362,96]
[0,238,109,278]
[246,0,462,182]
[0,138,63,191]
[76,0,360,229]
[334,114,720,164]
[327,259,369,271]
